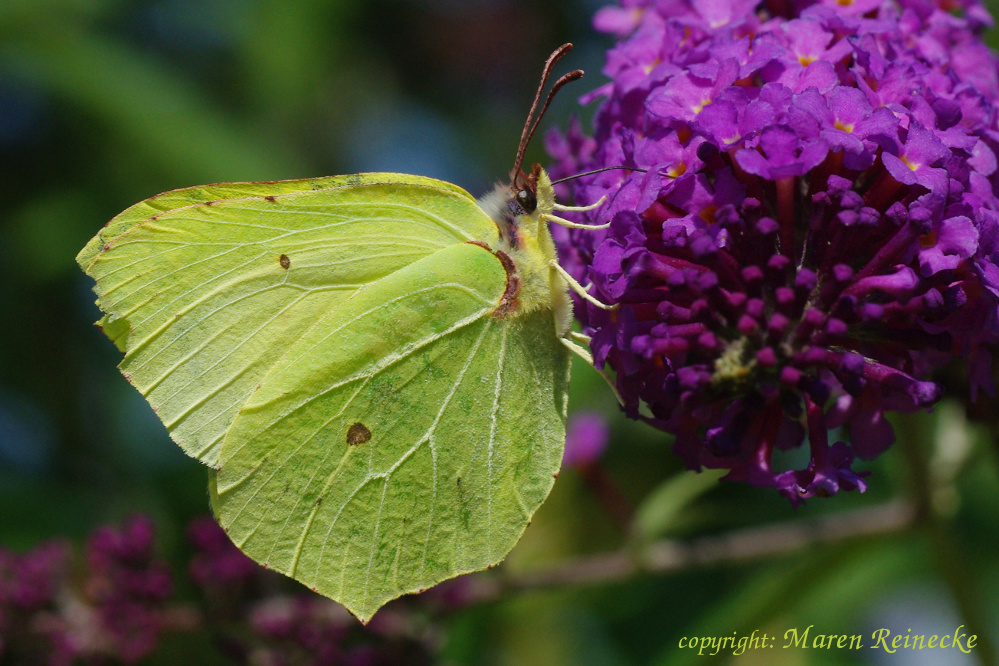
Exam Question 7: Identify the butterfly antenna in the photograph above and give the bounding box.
[551,166,650,185]
[512,43,583,186]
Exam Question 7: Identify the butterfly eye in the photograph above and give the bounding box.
[516,188,537,213]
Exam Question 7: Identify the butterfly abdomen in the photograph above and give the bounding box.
[492,249,522,317]
[504,241,555,316]
[476,168,573,327]
[469,232,556,320]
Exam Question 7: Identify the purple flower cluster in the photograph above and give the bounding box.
[548,0,999,502]
[0,539,74,664]
[0,517,175,665]
[85,516,175,662]
[247,595,434,666]
[1,515,442,664]
[188,515,260,593]
[187,517,438,666]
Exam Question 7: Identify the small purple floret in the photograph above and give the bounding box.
[563,412,611,467]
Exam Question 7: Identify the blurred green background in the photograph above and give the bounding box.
[2,0,999,663]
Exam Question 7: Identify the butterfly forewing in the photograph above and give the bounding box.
[76,173,476,269]
[212,242,570,622]
[79,177,499,465]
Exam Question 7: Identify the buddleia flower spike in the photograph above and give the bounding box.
[548,0,999,503]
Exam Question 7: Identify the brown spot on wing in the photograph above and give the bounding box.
[264,195,277,202]
[279,254,291,269]
[347,422,372,446]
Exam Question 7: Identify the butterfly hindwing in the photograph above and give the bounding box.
[212,241,570,621]
[78,176,499,465]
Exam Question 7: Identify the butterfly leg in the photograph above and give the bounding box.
[550,261,618,310]
[552,196,607,212]
[559,336,625,406]
[543,196,609,230]
[542,213,610,230]
[560,335,592,364]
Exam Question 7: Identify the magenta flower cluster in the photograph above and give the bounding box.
[0,516,173,664]
[0,539,74,663]
[548,0,999,502]
[1,516,441,664]
[86,517,175,661]
[185,516,439,666]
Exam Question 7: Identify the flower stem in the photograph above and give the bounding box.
[776,176,796,259]
[580,463,635,532]
[896,415,997,665]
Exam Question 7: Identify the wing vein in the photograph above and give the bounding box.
[486,322,508,561]
[417,318,494,577]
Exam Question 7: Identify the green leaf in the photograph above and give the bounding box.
[0,0,119,27]
[8,189,98,283]
[8,27,298,184]
[631,469,726,543]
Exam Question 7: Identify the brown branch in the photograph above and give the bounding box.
[461,500,916,604]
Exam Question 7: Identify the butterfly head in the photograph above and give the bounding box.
[479,163,556,252]
[514,186,536,215]
[472,43,580,319]
[507,165,560,281]
[510,164,554,218]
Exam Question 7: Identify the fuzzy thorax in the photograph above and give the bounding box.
[477,168,573,337]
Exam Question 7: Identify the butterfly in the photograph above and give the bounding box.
[76,43,613,622]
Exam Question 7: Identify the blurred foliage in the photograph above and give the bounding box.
[1,0,998,664]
